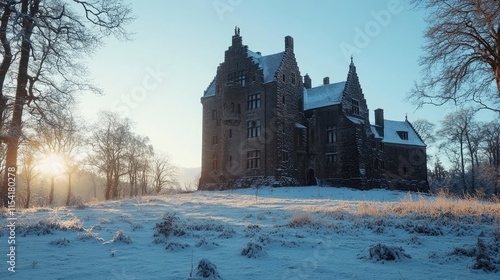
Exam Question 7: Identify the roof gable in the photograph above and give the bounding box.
[382,120,425,147]
[248,50,285,83]
[303,81,346,110]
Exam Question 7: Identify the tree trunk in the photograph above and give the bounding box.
[25,179,30,209]
[0,4,13,127]
[66,172,72,206]
[1,0,37,207]
[49,176,55,205]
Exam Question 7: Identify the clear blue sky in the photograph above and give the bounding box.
[77,0,486,168]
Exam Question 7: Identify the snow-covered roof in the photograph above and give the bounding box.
[303,81,346,110]
[295,122,306,129]
[202,50,285,98]
[382,120,425,147]
[247,50,285,83]
[347,115,365,124]
[370,125,383,139]
[203,78,216,97]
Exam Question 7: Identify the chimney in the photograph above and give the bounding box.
[304,74,311,89]
[323,77,330,85]
[375,108,384,136]
[285,36,294,53]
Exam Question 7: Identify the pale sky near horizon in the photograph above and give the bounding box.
[77,0,495,169]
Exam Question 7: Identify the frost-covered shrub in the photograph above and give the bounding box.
[195,238,219,249]
[166,242,190,251]
[190,258,223,279]
[241,240,266,258]
[153,213,186,242]
[49,237,70,247]
[103,230,132,244]
[363,243,411,262]
[243,224,260,237]
[78,232,104,242]
[20,218,83,236]
[288,212,316,228]
[217,228,235,239]
[472,239,496,272]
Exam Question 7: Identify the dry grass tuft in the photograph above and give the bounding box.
[389,192,500,217]
[288,211,316,227]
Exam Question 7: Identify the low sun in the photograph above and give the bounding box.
[39,153,67,176]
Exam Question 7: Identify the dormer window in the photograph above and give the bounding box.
[397,131,409,140]
[351,99,360,116]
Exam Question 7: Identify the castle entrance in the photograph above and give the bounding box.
[306,169,317,186]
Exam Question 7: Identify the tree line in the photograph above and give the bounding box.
[413,110,500,197]
[5,109,178,208]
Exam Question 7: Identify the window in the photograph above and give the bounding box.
[247,93,261,110]
[291,73,296,85]
[229,156,233,168]
[247,150,261,169]
[351,99,360,116]
[282,74,286,82]
[212,154,218,170]
[326,153,338,163]
[212,135,218,145]
[397,131,409,140]
[229,129,232,138]
[231,102,235,112]
[212,110,217,120]
[282,95,285,105]
[327,126,337,143]
[247,120,261,138]
[280,150,289,162]
[228,70,246,86]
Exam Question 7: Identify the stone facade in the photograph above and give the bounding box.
[199,29,428,192]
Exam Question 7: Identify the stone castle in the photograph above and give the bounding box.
[199,28,428,192]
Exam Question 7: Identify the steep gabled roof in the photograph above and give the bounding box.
[203,78,216,97]
[247,50,285,83]
[303,81,346,110]
[382,120,426,147]
[203,50,285,98]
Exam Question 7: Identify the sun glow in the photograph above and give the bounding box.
[39,153,67,176]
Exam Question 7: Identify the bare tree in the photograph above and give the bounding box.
[19,141,39,208]
[125,134,153,197]
[152,154,177,194]
[411,119,436,146]
[409,0,500,112]
[89,111,132,200]
[35,110,83,205]
[0,0,133,207]
[438,108,480,193]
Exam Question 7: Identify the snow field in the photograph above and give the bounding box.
[1,186,499,279]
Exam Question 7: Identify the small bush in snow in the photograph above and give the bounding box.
[153,213,186,242]
[49,237,70,247]
[243,224,260,237]
[103,230,132,244]
[288,212,316,228]
[241,240,266,258]
[20,218,83,236]
[472,238,496,272]
[190,258,223,279]
[362,243,411,262]
[78,232,104,242]
[165,242,190,251]
[195,238,219,249]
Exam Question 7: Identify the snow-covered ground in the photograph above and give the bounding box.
[1,186,499,279]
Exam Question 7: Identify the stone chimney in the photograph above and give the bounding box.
[375,108,384,136]
[323,77,330,85]
[285,36,294,53]
[304,74,311,89]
